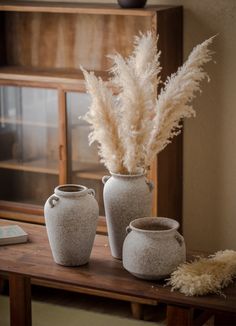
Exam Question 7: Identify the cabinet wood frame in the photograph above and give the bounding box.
[0,2,183,231]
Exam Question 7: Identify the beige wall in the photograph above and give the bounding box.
[39,0,236,252]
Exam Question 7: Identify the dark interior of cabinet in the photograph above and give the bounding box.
[0,170,58,205]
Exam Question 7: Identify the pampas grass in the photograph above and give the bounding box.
[167,250,236,296]
[82,32,214,174]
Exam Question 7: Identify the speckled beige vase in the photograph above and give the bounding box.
[123,217,186,280]
[102,173,154,260]
[44,184,99,266]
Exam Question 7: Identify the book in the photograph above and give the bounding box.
[0,225,28,245]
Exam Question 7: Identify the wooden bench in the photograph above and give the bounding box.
[0,219,235,326]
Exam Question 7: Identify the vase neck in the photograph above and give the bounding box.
[55,184,88,197]
[110,173,145,179]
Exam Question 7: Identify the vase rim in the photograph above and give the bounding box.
[129,217,179,234]
[54,184,88,197]
[110,172,145,178]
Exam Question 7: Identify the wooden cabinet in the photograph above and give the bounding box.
[0,1,183,229]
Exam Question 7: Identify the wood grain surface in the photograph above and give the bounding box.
[0,219,235,313]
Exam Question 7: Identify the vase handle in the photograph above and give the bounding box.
[88,188,96,197]
[102,175,111,184]
[126,226,132,234]
[48,195,59,208]
[175,232,184,247]
[145,179,154,192]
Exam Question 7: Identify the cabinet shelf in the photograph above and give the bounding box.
[73,161,107,181]
[0,158,59,174]
[0,117,57,128]
[0,66,109,91]
[0,1,163,16]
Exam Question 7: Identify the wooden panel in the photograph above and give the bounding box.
[4,12,151,71]
[155,7,183,226]
[32,278,157,306]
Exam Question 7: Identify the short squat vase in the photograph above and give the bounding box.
[123,217,186,280]
[44,184,99,266]
[102,173,154,259]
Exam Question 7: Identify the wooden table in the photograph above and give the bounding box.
[0,220,235,326]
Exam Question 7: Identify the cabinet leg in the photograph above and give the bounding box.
[9,273,31,326]
[167,305,194,326]
[131,302,143,319]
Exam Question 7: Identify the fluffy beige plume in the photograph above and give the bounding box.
[82,33,214,175]
[145,36,215,168]
[167,250,236,296]
[109,32,161,173]
[81,68,127,174]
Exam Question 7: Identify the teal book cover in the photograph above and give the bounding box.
[0,225,28,245]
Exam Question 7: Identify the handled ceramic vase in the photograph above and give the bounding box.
[44,184,99,266]
[123,217,186,280]
[102,173,154,259]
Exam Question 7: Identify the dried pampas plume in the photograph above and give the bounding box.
[82,32,214,174]
[145,36,215,168]
[167,250,236,296]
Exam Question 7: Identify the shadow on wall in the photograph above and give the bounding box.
[180,2,235,251]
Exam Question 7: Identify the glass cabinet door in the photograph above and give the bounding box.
[0,86,59,206]
[66,92,107,216]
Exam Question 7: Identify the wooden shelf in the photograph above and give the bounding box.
[0,66,109,91]
[0,158,59,175]
[0,1,171,16]
[0,117,57,128]
[0,158,105,179]
[73,161,107,181]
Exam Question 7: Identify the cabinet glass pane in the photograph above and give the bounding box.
[66,92,107,216]
[0,86,59,205]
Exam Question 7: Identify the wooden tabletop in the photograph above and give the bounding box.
[0,219,235,313]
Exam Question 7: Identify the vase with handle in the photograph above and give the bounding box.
[123,217,186,279]
[102,173,154,259]
[44,184,99,266]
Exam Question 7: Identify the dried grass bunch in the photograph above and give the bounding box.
[167,250,236,296]
[82,32,214,175]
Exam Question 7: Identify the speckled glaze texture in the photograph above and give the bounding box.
[103,173,154,260]
[123,217,186,280]
[44,184,99,266]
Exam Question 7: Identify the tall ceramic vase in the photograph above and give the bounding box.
[44,184,99,266]
[102,173,154,259]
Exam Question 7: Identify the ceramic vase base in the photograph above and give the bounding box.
[126,270,169,280]
[111,254,122,260]
[54,258,89,267]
